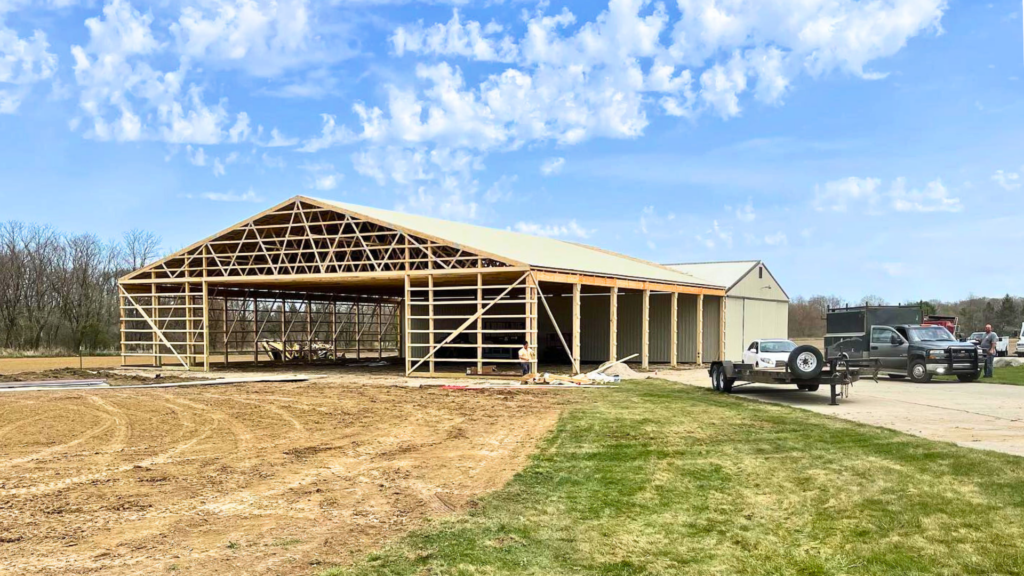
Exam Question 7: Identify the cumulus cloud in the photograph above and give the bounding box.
[183,188,262,202]
[540,157,565,175]
[814,176,962,214]
[993,169,1021,190]
[732,198,756,222]
[301,161,343,191]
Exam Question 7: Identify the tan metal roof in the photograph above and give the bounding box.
[663,261,762,291]
[312,197,720,287]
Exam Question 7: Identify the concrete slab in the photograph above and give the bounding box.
[664,368,1024,457]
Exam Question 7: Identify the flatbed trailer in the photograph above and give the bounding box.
[708,356,877,406]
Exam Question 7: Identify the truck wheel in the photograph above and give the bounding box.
[909,360,932,383]
[787,345,824,380]
[797,384,820,392]
[957,372,981,382]
[886,374,906,380]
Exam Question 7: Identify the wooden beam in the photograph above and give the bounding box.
[526,273,537,374]
[427,276,434,373]
[119,289,127,367]
[572,282,581,372]
[404,275,411,375]
[642,289,650,369]
[253,295,259,365]
[222,297,229,366]
[532,270,725,297]
[202,281,210,372]
[696,293,704,365]
[476,272,483,373]
[609,287,618,362]
[121,288,188,369]
[670,292,678,368]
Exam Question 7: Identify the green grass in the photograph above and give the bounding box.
[931,364,1024,386]
[325,379,1024,576]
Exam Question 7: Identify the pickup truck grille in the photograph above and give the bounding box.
[951,349,975,360]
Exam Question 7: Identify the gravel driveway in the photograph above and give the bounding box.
[664,368,1024,457]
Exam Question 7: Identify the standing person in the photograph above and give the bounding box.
[980,324,998,378]
[518,341,533,376]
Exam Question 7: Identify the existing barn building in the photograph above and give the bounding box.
[665,261,789,361]
[118,196,727,375]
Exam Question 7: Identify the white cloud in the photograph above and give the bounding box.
[813,176,882,212]
[301,161,343,191]
[393,9,517,63]
[732,198,756,222]
[695,219,733,249]
[262,152,285,169]
[890,177,962,213]
[992,169,1021,190]
[212,157,225,177]
[513,220,591,239]
[763,231,787,245]
[184,188,262,202]
[0,25,58,113]
[540,157,565,176]
[263,127,299,147]
[298,113,357,152]
[815,176,963,214]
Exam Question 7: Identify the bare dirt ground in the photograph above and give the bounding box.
[0,356,122,375]
[665,367,1024,457]
[0,367,571,575]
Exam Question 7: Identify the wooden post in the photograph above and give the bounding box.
[696,293,704,365]
[202,281,210,372]
[642,289,650,369]
[280,300,287,363]
[119,289,127,367]
[609,287,618,362]
[377,301,383,360]
[572,283,581,373]
[331,298,338,361]
[151,278,160,367]
[222,296,229,367]
[356,297,362,361]
[306,297,313,362]
[252,296,259,365]
[671,292,678,368]
[427,276,434,374]
[476,273,483,373]
[526,274,538,374]
[720,296,726,362]
[404,275,411,375]
[185,283,193,369]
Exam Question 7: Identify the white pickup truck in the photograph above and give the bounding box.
[967,332,1010,357]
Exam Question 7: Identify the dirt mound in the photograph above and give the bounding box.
[0,368,200,387]
[602,363,650,380]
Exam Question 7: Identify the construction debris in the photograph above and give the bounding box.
[0,374,314,393]
[0,378,108,390]
[466,365,498,376]
[585,353,650,381]
[441,384,616,390]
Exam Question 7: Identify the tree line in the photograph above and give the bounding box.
[0,222,161,355]
[790,294,1023,338]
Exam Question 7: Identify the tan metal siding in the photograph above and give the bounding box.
[581,294,611,362]
[649,293,672,363]
[676,294,699,363]
[617,292,643,361]
[723,297,789,361]
[702,296,721,361]
[728,264,788,301]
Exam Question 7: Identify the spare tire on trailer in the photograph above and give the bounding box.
[788,345,824,380]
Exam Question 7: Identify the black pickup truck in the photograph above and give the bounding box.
[825,305,982,383]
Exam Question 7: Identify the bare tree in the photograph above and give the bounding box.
[120,229,162,272]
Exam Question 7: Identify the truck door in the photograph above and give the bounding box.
[870,326,907,370]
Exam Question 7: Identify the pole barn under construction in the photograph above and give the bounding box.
[118,196,727,376]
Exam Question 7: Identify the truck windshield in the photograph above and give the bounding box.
[760,341,796,353]
[909,327,955,342]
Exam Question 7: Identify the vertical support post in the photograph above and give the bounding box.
[280,299,287,362]
[642,289,650,370]
[427,276,434,374]
[377,301,383,360]
[331,297,338,361]
[119,288,127,367]
[526,274,538,375]
[696,293,705,365]
[306,297,313,363]
[404,275,412,376]
[476,273,483,373]
[185,283,193,369]
[202,281,210,372]
[608,287,618,362]
[671,292,678,368]
[222,296,229,367]
[719,296,726,362]
[151,278,160,367]
[355,297,362,361]
[572,282,581,374]
[252,296,259,365]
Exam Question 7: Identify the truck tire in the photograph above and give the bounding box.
[797,384,820,392]
[909,360,932,383]
[886,374,906,380]
[957,372,981,382]
[787,345,824,380]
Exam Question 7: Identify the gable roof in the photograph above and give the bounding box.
[663,261,763,291]
[311,198,719,287]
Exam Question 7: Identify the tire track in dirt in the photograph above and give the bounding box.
[201,393,306,433]
[3,397,123,465]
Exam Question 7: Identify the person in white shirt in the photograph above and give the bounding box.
[518,341,533,376]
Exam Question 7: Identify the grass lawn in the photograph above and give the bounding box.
[327,379,1024,576]
[932,364,1024,386]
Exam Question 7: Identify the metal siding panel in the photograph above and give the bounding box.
[724,296,745,361]
[581,294,611,362]
[702,296,721,361]
[649,293,672,363]
[676,294,698,363]
[617,292,643,361]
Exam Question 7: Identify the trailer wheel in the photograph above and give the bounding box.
[909,360,931,383]
[797,384,820,392]
[710,365,722,391]
[722,377,734,393]
[788,345,824,380]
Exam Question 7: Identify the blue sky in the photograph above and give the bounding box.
[0,0,1021,302]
